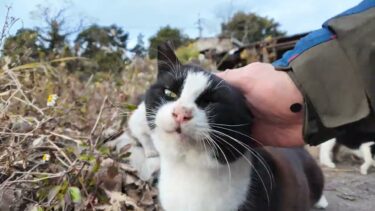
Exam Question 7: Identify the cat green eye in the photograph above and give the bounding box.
[164,89,178,99]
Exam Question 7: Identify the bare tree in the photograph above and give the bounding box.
[31,4,85,53]
[0,6,19,51]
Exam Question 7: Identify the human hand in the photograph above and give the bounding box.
[217,62,304,147]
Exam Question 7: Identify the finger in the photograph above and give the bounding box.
[215,68,244,85]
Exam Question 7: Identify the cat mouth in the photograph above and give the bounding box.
[165,126,182,134]
[164,126,194,141]
[165,126,189,138]
[175,126,182,134]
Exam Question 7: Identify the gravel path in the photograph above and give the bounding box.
[308,147,375,211]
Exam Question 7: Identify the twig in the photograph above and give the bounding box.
[12,171,62,176]
[48,131,83,145]
[3,63,45,115]
[54,153,70,168]
[93,125,104,149]
[74,162,95,209]
[13,96,44,116]
[0,89,19,117]
[90,96,108,150]
[46,138,73,165]
[5,172,65,185]
[0,163,41,190]
[90,96,108,136]
[0,6,19,48]
[0,131,35,136]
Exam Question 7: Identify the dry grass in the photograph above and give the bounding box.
[0,56,159,211]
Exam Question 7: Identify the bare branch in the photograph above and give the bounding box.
[91,96,108,136]
[46,138,73,165]
[0,6,20,48]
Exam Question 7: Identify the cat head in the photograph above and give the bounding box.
[145,42,255,165]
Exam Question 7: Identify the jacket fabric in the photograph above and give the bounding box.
[273,0,375,145]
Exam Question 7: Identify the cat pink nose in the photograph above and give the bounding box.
[172,106,193,124]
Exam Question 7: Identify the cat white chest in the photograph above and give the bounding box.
[158,156,252,211]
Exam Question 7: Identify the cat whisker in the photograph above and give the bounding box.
[197,131,232,180]
[205,113,218,122]
[209,122,251,127]
[145,104,163,125]
[196,131,213,166]
[208,124,275,186]
[199,127,238,160]
[210,124,264,147]
[203,137,222,176]
[203,133,233,185]
[205,127,273,189]
[212,78,232,92]
[204,138,220,172]
[208,128,274,191]
[208,125,273,184]
[213,78,225,91]
[200,132,219,162]
[209,132,271,206]
[200,123,274,186]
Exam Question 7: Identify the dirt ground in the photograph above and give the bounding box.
[308,147,375,211]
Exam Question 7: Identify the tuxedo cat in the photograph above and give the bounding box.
[320,134,375,175]
[127,42,327,211]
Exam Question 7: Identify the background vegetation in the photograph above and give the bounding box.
[0,5,284,211]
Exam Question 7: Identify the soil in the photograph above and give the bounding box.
[308,147,375,211]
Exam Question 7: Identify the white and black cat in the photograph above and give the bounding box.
[320,134,375,175]
[127,42,328,211]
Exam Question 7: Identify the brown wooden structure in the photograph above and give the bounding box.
[199,32,309,70]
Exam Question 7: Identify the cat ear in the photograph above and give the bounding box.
[157,42,181,77]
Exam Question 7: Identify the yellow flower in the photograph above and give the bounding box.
[42,153,50,162]
[47,94,58,107]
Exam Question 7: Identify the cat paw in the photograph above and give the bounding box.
[139,157,160,181]
[320,161,336,169]
[314,195,328,209]
[360,164,369,175]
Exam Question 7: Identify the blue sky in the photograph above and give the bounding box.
[1,0,360,47]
